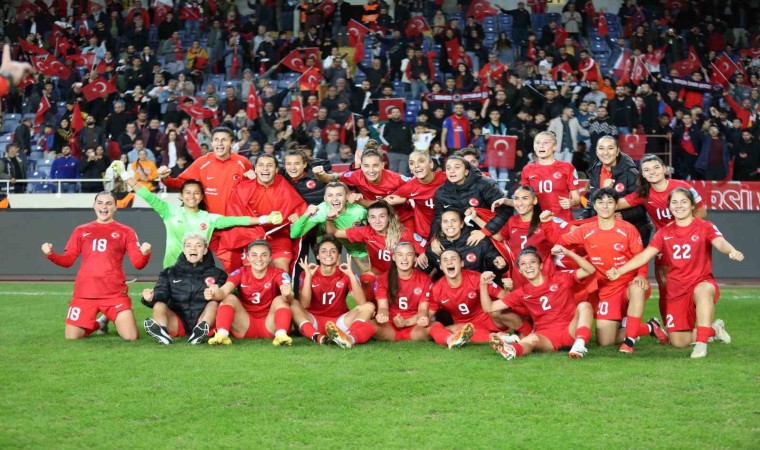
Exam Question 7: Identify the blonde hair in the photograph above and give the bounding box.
[535,131,557,146]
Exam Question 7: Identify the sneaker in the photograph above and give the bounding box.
[326,321,353,349]
[272,333,293,346]
[619,342,635,354]
[95,317,109,336]
[690,342,708,359]
[489,332,520,349]
[144,318,173,345]
[648,317,670,345]
[311,333,328,345]
[493,342,517,361]
[568,340,588,358]
[208,333,232,346]
[187,321,209,345]
[712,319,731,344]
[447,323,474,349]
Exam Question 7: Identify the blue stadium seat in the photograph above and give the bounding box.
[591,39,608,53]
[0,142,7,156]
[29,151,44,161]
[31,183,55,193]
[546,13,561,23]
[404,111,417,125]
[407,99,421,109]
[0,135,12,144]
[2,119,18,134]
[4,113,21,122]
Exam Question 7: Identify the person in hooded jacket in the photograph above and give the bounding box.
[141,233,227,345]
[579,136,653,244]
[430,156,513,251]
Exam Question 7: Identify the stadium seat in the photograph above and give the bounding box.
[404,111,417,125]
[4,113,21,122]
[0,135,12,144]
[29,151,44,161]
[2,119,18,134]
[407,99,421,110]
[546,13,561,23]
[0,142,6,156]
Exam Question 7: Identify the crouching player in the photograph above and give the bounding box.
[41,191,152,340]
[141,233,228,345]
[607,188,740,358]
[373,242,433,342]
[483,246,596,360]
[207,240,294,346]
[428,250,525,349]
[292,236,376,348]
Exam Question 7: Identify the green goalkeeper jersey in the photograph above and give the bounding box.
[290,202,368,257]
[136,186,252,267]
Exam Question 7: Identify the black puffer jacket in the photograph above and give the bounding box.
[579,152,653,244]
[142,252,227,333]
[281,158,332,206]
[431,166,513,240]
[423,227,505,278]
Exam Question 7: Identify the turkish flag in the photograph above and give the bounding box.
[467,0,498,21]
[405,16,431,37]
[712,54,737,86]
[304,105,319,122]
[290,97,304,129]
[347,19,370,47]
[281,49,307,73]
[35,95,51,125]
[377,98,405,121]
[71,102,84,132]
[630,56,647,85]
[578,57,600,82]
[19,39,47,55]
[527,40,537,61]
[31,54,72,80]
[669,46,701,77]
[642,46,666,67]
[597,12,608,37]
[317,0,335,17]
[186,123,201,159]
[550,61,573,81]
[66,53,95,69]
[246,90,261,120]
[300,67,323,93]
[613,49,632,84]
[82,77,117,101]
[553,27,570,47]
[179,103,216,120]
[302,47,321,63]
[739,48,760,60]
[485,135,517,170]
[88,0,106,15]
[444,38,463,65]
[340,113,355,144]
[620,134,647,160]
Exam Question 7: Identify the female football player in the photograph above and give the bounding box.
[607,188,740,358]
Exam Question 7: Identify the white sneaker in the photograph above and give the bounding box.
[690,342,708,359]
[568,340,588,358]
[712,319,731,344]
[447,323,474,349]
[95,316,109,335]
[493,343,517,361]
[490,332,520,347]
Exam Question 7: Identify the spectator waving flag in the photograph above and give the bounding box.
[630,56,647,86]
[467,0,498,21]
[291,97,304,129]
[613,49,632,84]
[318,0,335,17]
[348,19,370,62]
[405,16,432,37]
[281,49,308,73]
[88,0,106,15]
[152,0,173,26]
[485,135,517,170]
[186,122,201,159]
[31,54,72,80]
[711,54,737,86]
[550,61,573,81]
[377,98,405,121]
[19,39,47,55]
[82,77,118,101]
[71,102,85,133]
[669,46,701,77]
[340,113,355,144]
[579,57,600,82]
[597,12,608,37]
[247,90,261,120]
[35,95,51,126]
[299,67,323,93]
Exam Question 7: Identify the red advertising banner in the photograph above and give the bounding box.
[688,181,760,211]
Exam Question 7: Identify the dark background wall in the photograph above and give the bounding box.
[0,210,758,279]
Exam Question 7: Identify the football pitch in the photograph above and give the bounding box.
[0,282,757,449]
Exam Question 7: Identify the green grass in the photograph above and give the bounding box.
[0,283,758,449]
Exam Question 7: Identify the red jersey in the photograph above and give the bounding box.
[46,221,150,299]
[623,180,704,229]
[163,153,252,215]
[344,226,425,274]
[227,265,291,315]
[375,269,432,319]
[340,169,415,230]
[502,271,579,332]
[648,218,722,300]
[544,219,646,298]
[520,160,579,222]
[430,270,501,324]
[298,267,351,317]
[390,171,447,238]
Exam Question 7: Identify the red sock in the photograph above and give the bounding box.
[300,321,318,338]
[512,343,525,357]
[360,273,376,303]
[428,322,452,346]
[516,322,533,337]
[348,320,375,344]
[216,304,235,332]
[274,307,292,333]
[575,326,591,343]
[471,327,492,343]
[638,322,651,336]
[625,316,642,340]
[696,326,715,344]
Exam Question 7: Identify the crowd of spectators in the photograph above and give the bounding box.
[1,0,760,197]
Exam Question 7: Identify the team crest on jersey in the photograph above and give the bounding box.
[111,232,120,238]
[205,277,215,286]
[553,172,562,179]
[614,243,624,251]
[231,269,241,276]
[467,292,477,299]
[549,284,558,292]
[264,282,272,289]
[344,171,353,178]
[468,198,479,207]
[691,235,700,242]
[233,174,241,181]
[413,287,423,295]
[466,252,477,263]
[306,180,316,189]
[615,183,625,193]
[336,281,345,288]
[200,223,208,231]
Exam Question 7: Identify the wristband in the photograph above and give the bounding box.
[258,215,269,224]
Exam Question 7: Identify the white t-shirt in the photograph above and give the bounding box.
[413,132,435,152]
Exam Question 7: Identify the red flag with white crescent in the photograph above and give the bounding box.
[630,56,646,85]
[712,54,737,86]
[303,105,319,123]
[467,0,498,21]
[377,98,405,121]
[485,135,517,169]
[300,67,323,93]
[669,46,701,77]
[31,54,72,80]
[71,102,85,132]
[347,19,370,47]
[302,47,321,63]
[179,103,216,120]
[597,12,608,37]
[281,49,307,73]
[35,94,51,125]
[613,49,632,84]
[550,61,573,81]
[318,0,335,17]
[82,77,117,101]
[290,97,304,129]
[247,90,261,120]
[19,39,47,55]
[186,122,201,159]
[405,16,431,37]
[620,134,647,160]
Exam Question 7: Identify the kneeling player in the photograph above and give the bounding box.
[542,187,667,354]
[292,236,376,348]
[373,242,433,342]
[207,240,294,346]
[41,191,152,340]
[607,188,740,358]
[428,250,525,349]
[141,233,227,345]
[483,246,596,360]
